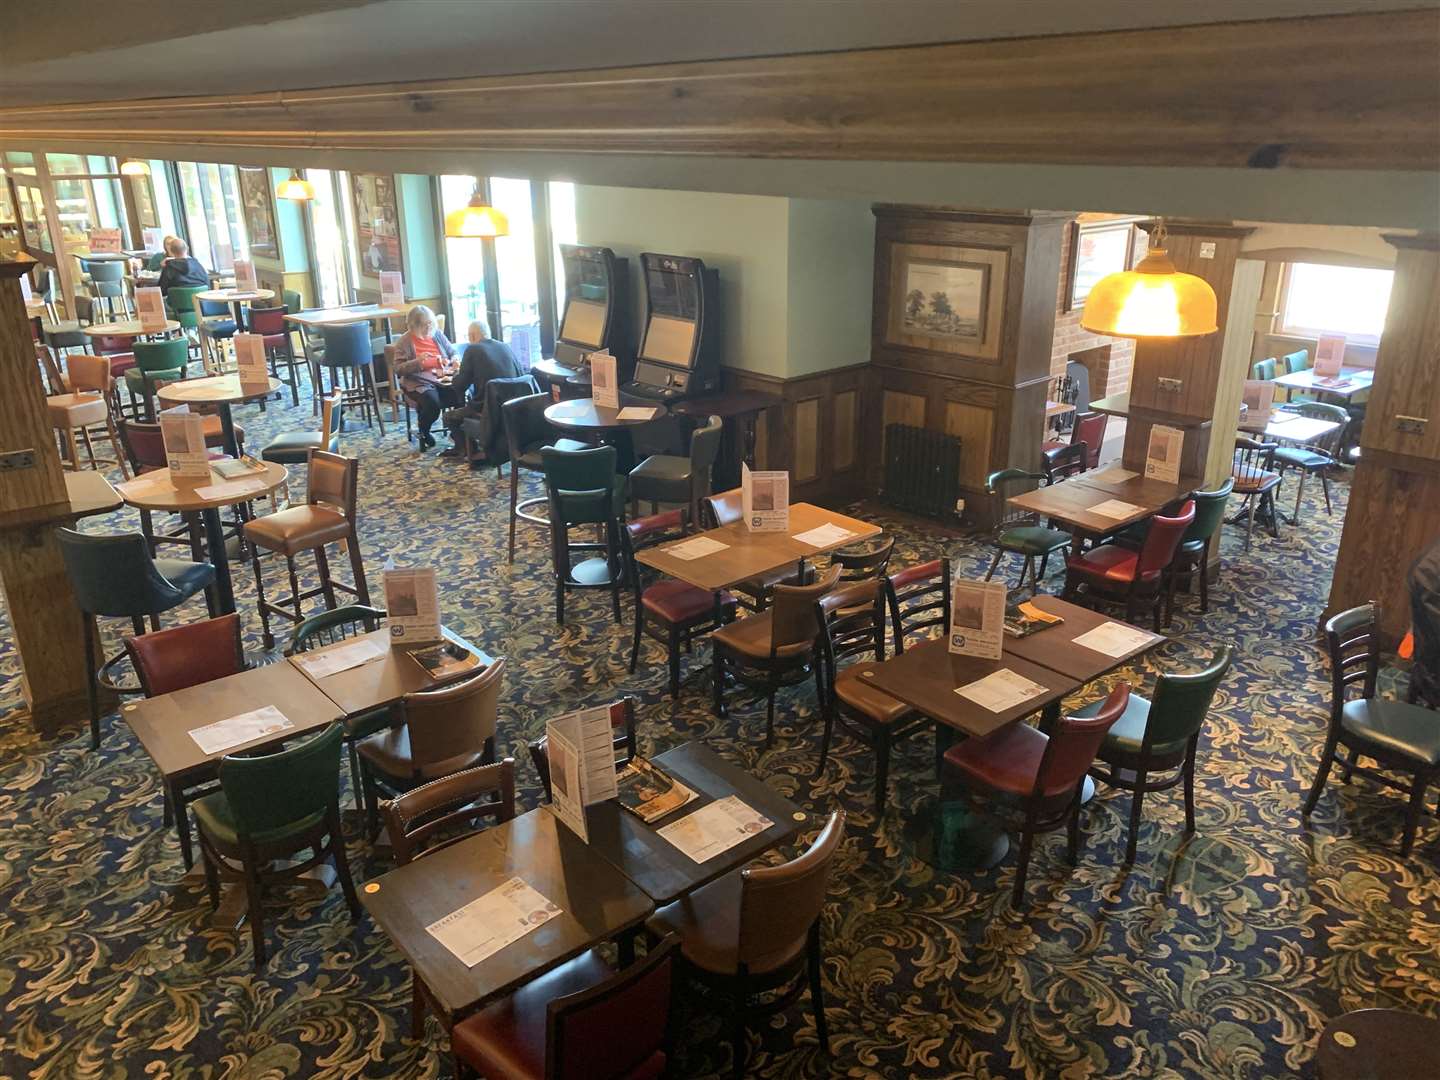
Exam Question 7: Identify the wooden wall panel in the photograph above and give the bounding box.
[793,397,821,484]
[1359,238,1440,461]
[833,390,857,473]
[944,401,996,491]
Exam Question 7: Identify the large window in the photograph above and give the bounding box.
[45,152,128,255]
[440,175,489,333]
[491,177,541,365]
[177,162,248,269]
[548,180,577,318]
[1282,262,1394,346]
[307,169,350,307]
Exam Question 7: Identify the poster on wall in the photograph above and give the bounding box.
[237,167,279,260]
[1065,217,1141,312]
[88,228,122,253]
[350,172,402,276]
[885,242,1008,362]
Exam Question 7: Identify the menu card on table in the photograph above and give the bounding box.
[142,226,165,253]
[1144,424,1184,485]
[136,286,167,331]
[948,578,1007,660]
[1072,621,1159,658]
[190,705,293,755]
[1313,335,1346,378]
[158,405,210,479]
[1088,499,1145,521]
[616,757,698,823]
[656,795,772,863]
[88,228,122,253]
[616,406,659,421]
[955,669,1050,714]
[425,877,562,968]
[233,333,271,393]
[379,270,404,308]
[741,463,789,532]
[590,350,620,410]
[294,637,387,680]
[1241,380,1274,428]
[234,259,258,292]
[664,536,729,561]
[384,567,442,644]
[793,522,854,549]
[545,705,622,842]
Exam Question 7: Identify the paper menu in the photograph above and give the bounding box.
[233,333,270,392]
[741,463,790,532]
[142,226,165,253]
[1241,380,1274,428]
[656,795,772,863]
[425,877,562,968]
[88,228,122,253]
[664,536,729,561]
[379,270,404,308]
[615,406,658,421]
[136,286,167,331]
[1088,499,1145,520]
[193,477,268,501]
[1313,335,1346,378]
[792,523,854,548]
[955,669,1050,714]
[190,705,293,755]
[158,405,210,479]
[233,259,258,292]
[589,351,620,410]
[384,567,442,644]
[1144,424,1184,485]
[948,578,1007,660]
[1072,621,1158,658]
[20,273,33,302]
[293,637,387,679]
[544,705,621,842]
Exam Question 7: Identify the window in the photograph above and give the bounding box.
[490,177,541,365]
[1282,262,1393,345]
[440,174,490,332]
[306,169,350,306]
[176,162,249,269]
[548,180,577,317]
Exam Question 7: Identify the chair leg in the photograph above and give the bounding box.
[507,466,520,564]
[816,704,836,776]
[175,791,196,870]
[314,545,339,611]
[200,845,221,910]
[765,691,776,748]
[1245,497,1256,552]
[1302,734,1339,817]
[1183,747,1198,834]
[628,605,644,675]
[346,738,365,813]
[1321,473,1333,515]
[241,851,268,968]
[983,548,1004,581]
[1199,544,1211,613]
[329,807,362,918]
[346,530,371,605]
[251,546,274,651]
[286,554,303,623]
[83,612,100,750]
[1400,772,1429,858]
[1011,803,1040,907]
[667,627,681,699]
[712,649,727,718]
[729,984,749,1080]
[807,925,831,1055]
[1124,774,1147,863]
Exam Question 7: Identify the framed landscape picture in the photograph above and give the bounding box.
[237,167,279,260]
[886,242,1008,361]
[1065,217,1142,312]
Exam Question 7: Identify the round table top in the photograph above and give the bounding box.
[544,398,667,431]
[158,374,282,406]
[195,288,275,304]
[116,460,288,512]
[84,319,180,337]
[531,359,580,382]
[74,251,129,263]
[26,300,48,317]
[1317,1009,1440,1078]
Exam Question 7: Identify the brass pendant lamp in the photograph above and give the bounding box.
[1080,220,1218,339]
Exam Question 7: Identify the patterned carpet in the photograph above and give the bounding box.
[1,386,1436,1080]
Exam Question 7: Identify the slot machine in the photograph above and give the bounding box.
[554,244,631,372]
[621,252,721,403]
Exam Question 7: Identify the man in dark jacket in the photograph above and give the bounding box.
[156,237,211,296]
[441,321,527,457]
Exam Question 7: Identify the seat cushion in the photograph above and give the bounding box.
[1077,692,1189,761]
[153,557,217,598]
[192,790,325,852]
[243,505,350,556]
[205,320,238,338]
[48,393,108,427]
[451,950,616,1080]
[1274,447,1330,470]
[1232,466,1280,494]
[998,525,1072,556]
[355,725,488,785]
[125,365,187,388]
[835,663,914,725]
[712,612,813,660]
[943,721,1050,799]
[646,869,806,977]
[261,430,326,464]
[1341,699,1440,766]
[1066,543,1146,584]
[642,580,734,624]
[630,454,694,502]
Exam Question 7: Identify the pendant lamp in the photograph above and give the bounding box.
[118,159,149,176]
[1080,221,1218,339]
[276,169,316,201]
[444,185,509,238]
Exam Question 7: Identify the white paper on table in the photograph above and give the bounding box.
[158,405,211,478]
[88,227,122,253]
[792,523,855,549]
[948,577,1007,659]
[294,637,387,679]
[379,270,404,308]
[384,567,441,644]
[233,333,270,392]
[1088,499,1146,520]
[1241,380,1274,428]
[233,259,258,292]
[136,286,167,331]
[192,477,267,501]
[741,463,790,532]
[190,705,293,755]
[590,351,620,410]
[615,406,659,421]
[664,536,730,561]
[1144,425,1183,485]
[425,877,562,968]
[955,669,1050,714]
[1313,335,1345,377]
[1089,466,1138,484]
[1072,621,1159,658]
[142,227,165,252]
[657,795,773,864]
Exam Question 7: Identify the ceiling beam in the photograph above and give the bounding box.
[2,10,1436,173]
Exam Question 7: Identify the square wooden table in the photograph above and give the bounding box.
[1007,473,1190,538]
[1240,413,1343,444]
[1271,366,1374,400]
[288,626,492,717]
[582,742,805,904]
[1000,595,1163,683]
[635,502,882,592]
[360,808,654,1021]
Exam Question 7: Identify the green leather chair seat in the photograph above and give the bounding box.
[1274,447,1331,470]
[125,365,187,388]
[1076,693,1190,759]
[191,791,326,850]
[1341,699,1440,766]
[517,438,589,470]
[997,525,1071,556]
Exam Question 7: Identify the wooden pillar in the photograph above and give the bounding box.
[1328,234,1440,646]
[0,256,93,734]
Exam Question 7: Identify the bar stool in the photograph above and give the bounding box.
[125,338,190,420]
[248,305,302,406]
[321,323,386,434]
[501,390,589,563]
[628,413,723,525]
[88,261,131,320]
[243,450,370,650]
[59,354,130,478]
[55,528,216,749]
[540,444,627,625]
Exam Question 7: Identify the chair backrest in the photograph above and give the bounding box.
[132,337,189,373]
[528,699,637,802]
[541,444,620,527]
[320,390,344,447]
[218,722,344,837]
[92,333,134,354]
[1294,401,1351,455]
[89,261,124,283]
[703,487,743,528]
[199,298,230,318]
[1136,500,1196,578]
[1144,646,1233,749]
[501,392,552,461]
[321,322,372,368]
[400,658,506,777]
[125,614,244,696]
[166,286,205,328]
[829,536,895,582]
[622,509,688,589]
[1233,436,1278,481]
[286,603,385,655]
[307,450,358,520]
[770,564,843,654]
[247,305,287,335]
[817,579,887,679]
[282,289,302,313]
[986,468,1047,531]
[1184,479,1234,542]
[118,420,168,471]
[66,353,112,396]
[1033,685,1130,798]
[1070,411,1109,469]
[1283,349,1311,374]
[737,810,844,968]
[546,933,677,1080]
[383,760,517,866]
[55,527,187,617]
[689,414,724,474]
[71,294,94,325]
[1043,441,1088,483]
[886,558,951,652]
[1251,357,1278,381]
[36,343,67,395]
[1325,603,1381,707]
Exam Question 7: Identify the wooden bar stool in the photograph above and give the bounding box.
[62,353,131,478]
[243,450,370,650]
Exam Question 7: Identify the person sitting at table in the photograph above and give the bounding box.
[392,304,459,450]
[439,320,526,458]
[156,237,210,296]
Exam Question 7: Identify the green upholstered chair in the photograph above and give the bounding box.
[144,251,166,272]
[165,285,206,331]
[1162,479,1232,623]
[125,337,190,419]
[193,722,361,969]
[1083,646,1232,862]
[1273,401,1349,521]
[1251,357,1278,381]
[499,389,588,563]
[541,444,627,625]
[1283,349,1311,373]
[984,467,1073,591]
[628,414,723,525]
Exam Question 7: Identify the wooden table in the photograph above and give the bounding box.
[285,304,403,343]
[1000,595,1162,683]
[83,318,180,338]
[115,461,288,615]
[360,808,654,1022]
[583,742,805,904]
[1316,1009,1440,1079]
[1239,413,1343,444]
[1008,473,1190,544]
[158,374,283,458]
[290,626,492,717]
[544,397,669,472]
[1272,366,1374,401]
[73,250,129,264]
[636,502,883,592]
[530,358,580,398]
[672,391,782,488]
[194,287,274,324]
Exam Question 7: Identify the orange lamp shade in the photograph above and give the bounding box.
[1080,248,1218,339]
[276,170,315,201]
[119,160,150,177]
[444,198,509,239]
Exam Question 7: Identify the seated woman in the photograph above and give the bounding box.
[392,304,458,450]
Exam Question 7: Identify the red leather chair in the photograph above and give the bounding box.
[91,333,137,378]
[1062,500,1196,630]
[452,934,677,1080]
[943,684,1130,905]
[247,305,301,406]
[1042,411,1108,469]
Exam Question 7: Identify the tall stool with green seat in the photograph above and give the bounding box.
[1273,401,1348,523]
[984,467,1074,591]
[541,444,628,625]
[55,528,216,749]
[165,285,205,335]
[1082,647,1232,862]
[125,337,190,420]
[193,722,362,969]
[498,390,586,562]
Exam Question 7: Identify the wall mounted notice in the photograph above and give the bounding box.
[136,286,166,331]
[1313,335,1346,378]
[949,578,1007,659]
[379,271,404,309]
[233,259,258,292]
[590,350,619,410]
[742,463,789,532]
[158,405,210,479]
[384,567,441,644]
[1145,424,1184,485]
[234,333,270,393]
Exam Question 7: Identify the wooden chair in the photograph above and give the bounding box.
[64,353,130,476]
[828,535,896,582]
[703,488,812,611]
[247,305,301,406]
[943,686,1130,905]
[48,377,122,476]
[1230,436,1282,550]
[527,698,637,802]
[645,811,844,1080]
[983,468,1072,591]
[1273,401,1348,523]
[1303,604,1440,856]
[1042,440,1089,483]
[1063,500,1195,631]
[1042,410,1109,470]
[1084,648,1232,862]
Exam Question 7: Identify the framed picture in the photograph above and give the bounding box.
[886,242,1008,361]
[350,172,402,277]
[237,167,279,260]
[1065,217,1142,312]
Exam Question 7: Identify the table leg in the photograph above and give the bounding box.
[218,402,240,459]
[203,506,237,615]
[901,724,1010,872]
[1290,471,1306,526]
[742,412,759,468]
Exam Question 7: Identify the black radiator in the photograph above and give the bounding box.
[882,423,963,521]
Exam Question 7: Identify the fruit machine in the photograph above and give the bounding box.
[620,252,721,403]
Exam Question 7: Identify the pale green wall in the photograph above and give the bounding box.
[267,166,309,274]
[784,199,875,377]
[397,173,441,299]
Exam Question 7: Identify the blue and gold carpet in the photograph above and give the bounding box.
[1,389,1436,1079]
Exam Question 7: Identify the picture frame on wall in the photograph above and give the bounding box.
[237,167,279,260]
[1065,217,1142,312]
[350,172,403,277]
[885,242,1008,361]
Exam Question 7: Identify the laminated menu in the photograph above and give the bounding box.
[136,286,167,331]
[425,877,561,968]
[158,405,210,479]
[1004,601,1065,638]
[384,567,441,644]
[615,757,698,823]
[949,578,1006,659]
[1072,621,1159,658]
[544,705,621,842]
[656,796,771,863]
[379,270,404,309]
[234,259,258,292]
[294,636,387,680]
[741,463,789,532]
[1313,334,1346,378]
[955,669,1049,714]
[590,350,620,410]
[1242,380,1274,428]
[234,332,270,393]
[190,705,293,755]
[1144,424,1184,485]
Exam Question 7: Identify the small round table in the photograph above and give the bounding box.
[84,318,181,339]
[1317,1009,1440,1078]
[117,461,288,615]
[195,287,275,325]
[158,374,283,458]
[544,398,667,473]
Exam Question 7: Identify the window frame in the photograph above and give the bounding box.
[1278,260,1393,348]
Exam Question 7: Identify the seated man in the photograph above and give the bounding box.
[156,237,211,296]
[441,320,526,458]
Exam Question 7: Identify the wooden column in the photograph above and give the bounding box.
[1328,234,1440,646]
[0,256,93,734]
